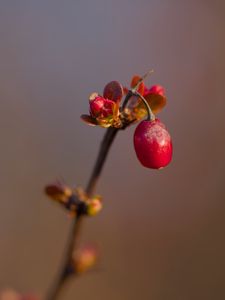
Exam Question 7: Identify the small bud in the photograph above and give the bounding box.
[86,197,102,216]
[21,295,39,300]
[73,245,98,274]
[0,290,38,300]
[45,182,88,216]
[0,289,19,300]
[89,95,114,119]
[45,181,72,203]
[145,85,165,97]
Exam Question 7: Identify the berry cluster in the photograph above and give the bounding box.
[81,73,173,169]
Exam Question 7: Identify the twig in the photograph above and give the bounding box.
[46,127,119,300]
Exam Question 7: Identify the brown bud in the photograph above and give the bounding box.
[45,181,72,203]
[73,245,98,274]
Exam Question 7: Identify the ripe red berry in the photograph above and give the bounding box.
[133,119,172,169]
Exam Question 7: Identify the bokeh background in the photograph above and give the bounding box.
[0,1,225,299]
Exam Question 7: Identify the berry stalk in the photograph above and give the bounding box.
[134,91,155,122]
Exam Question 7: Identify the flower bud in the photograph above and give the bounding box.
[0,289,19,300]
[73,245,98,274]
[0,290,38,300]
[86,197,102,216]
[45,181,72,203]
[89,94,114,118]
[21,295,39,300]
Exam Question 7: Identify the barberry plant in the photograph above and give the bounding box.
[6,71,172,300]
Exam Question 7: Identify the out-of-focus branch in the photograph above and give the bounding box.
[46,127,119,300]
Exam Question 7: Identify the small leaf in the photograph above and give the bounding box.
[103,81,123,102]
[80,115,97,126]
[112,101,120,118]
[133,94,167,120]
[144,93,167,114]
[130,75,145,95]
[97,117,113,128]
[123,86,129,95]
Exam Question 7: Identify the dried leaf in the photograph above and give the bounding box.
[96,114,114,128]
[132,94,167,120]
[144,93,167,114]
[137,93,166,114]
[130,75,145,95]
[80,115,97,126]
[123,86,129,95]
[112,101,120,118]
[103,81,123,102]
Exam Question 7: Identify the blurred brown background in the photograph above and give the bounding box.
[0,1,225,299]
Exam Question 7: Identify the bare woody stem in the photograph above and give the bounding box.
[46,127,119,300]
[86,127,118,196]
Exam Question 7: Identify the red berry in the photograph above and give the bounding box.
[133,119,172,169]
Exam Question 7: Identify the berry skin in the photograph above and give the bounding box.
[133,119,172,169]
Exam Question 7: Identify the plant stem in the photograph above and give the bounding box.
[86,127,118,196]
[46,127,119,300]
[122,69,154,110]
[134,91,155,121]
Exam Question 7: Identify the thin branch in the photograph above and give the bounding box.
[86,127,118,196]
[46,127,119,300]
